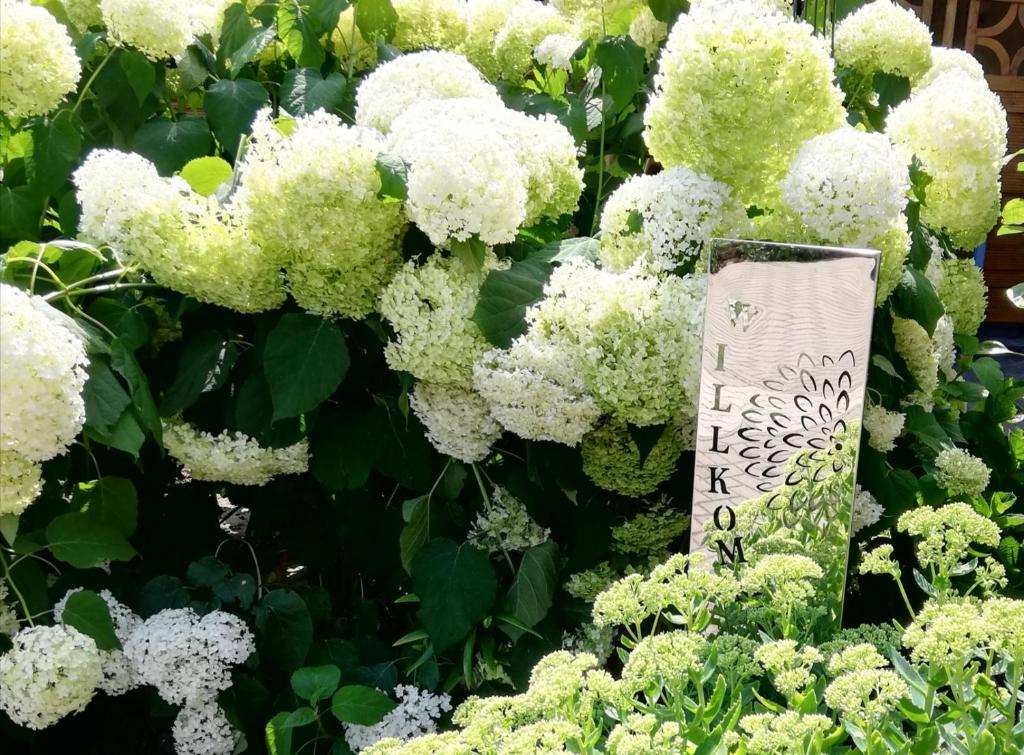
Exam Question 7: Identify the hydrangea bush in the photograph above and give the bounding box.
[0,0,1020,752]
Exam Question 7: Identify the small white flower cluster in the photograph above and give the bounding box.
[345,685,453,752]
[0,624,103,730]
[172,698,238,755]
[599,166,748,273]
[780,127,910,248]
[0,580,21,637]
[887,70,1008,250]
[467,487,550,554]
[0,0,81,118]
[493,0,575,82]
[851,487,884,535]
[862,404,905,453]
[833,0,933,82]
[0,285,89,516]
[934,447,992,497]
[533,32,583,71]
[162,420,309,486]
[99,0,228,60]
[54,589,142,696]
[409,383,502,463]
[62,0,104,31]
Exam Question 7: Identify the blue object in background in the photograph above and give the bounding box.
[974,241,987,268]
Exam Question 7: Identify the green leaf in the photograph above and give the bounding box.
[904,405,950,454]
[277,0,326,67]
[355,0,398,42]
[180,156,234,196]
[186,556,231,587]
[330,685,396,725]
[255,589,313,671]
[547,236,601,263]
[399,495,430,573]
[214,574,258,609]
[46,512,137,568]
[594,36,646,114]
[412,538,497,652]
[311,406,387,490]
[309,0,348,32]
[61,590,120,650]
[874,72,911,112]
[27,116,82,197]
[971,357,1004,396]
[103,409,147,457]
[291,665,341,704]
[84,360,132,436]
[472,247,556,347]
[133,116,213,176]
[280,69,347,116]
[73,477,139,537]
[450,237,488,275]
[264,313,349,420]
[120,50,156,106]
[109,339,162,443]
[892,267,944,337]
[160,329,230,414]
[265,712,294,755]
[504,541,558,639]
[647,0,688,24]
[280,707,318,729]
[375,153,408,203]
[0,187,44,243]
[205,78,270,156]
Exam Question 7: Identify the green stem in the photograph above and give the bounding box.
[72,48,115,116]
[470,464,515,573]
[589,79,608,237]
[894,575,915,619]
[43,281,161,303]
[0,550,34,627]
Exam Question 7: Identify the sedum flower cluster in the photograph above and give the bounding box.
[345,685,453,752]
[162,419,309,486]
[99,0,228,60]
[833,0,933,82]
[0,0,81,119]
[0,285,89,516]
[467,486,550,554]
[898,501,999,574]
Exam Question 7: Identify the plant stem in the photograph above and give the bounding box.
[894,575,915,619]
[589,79,608,237]
[0,550,34,627]
[43,281,161,303]
[72,48,115,116]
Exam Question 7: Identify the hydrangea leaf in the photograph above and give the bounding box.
[255,589,314,671]
[205,78,270,156]
[891,267,944,337]
[263,313,349,420]
[291,665,341,704]
[472,247,556,347]
[277,0,326,68]
[503,541,559,640]
[280,69,347,116]
[46,512,137,569]
[133,117,212,176]
[355,0,398,42]
[331,685,396,725]
[179,156,234,197]
[61,590,120,651]
[72,477,139,538]
[593,37,646,114]
[160,329,230,414]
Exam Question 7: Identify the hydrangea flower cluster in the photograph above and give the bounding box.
[172,698,238,755]
[467,487,550,554]
[408,382,503,463]
[492,0,575,82]
[916,46,985,89]
[833,0,933,82]
[892,315,940,407]
[598,167,748,273]
[0,285,89,516]
[345,685,453,752]
[62,0,104,31]
[0,581,19,637]
[100,0,227,60]
[851,487,884,534]
[533,31,584,70]
[887,70,1008,249]
[54,588,142,696]
[392,0,468,52]
[73,150,286,313]
[235,110,407,318]
[461,0,526,78]
[863,403,905,452]
[931,448,992,497]
[0,625,103,730]
[644,0,844,204]
[162,420,309,486]
[936,257,987,336]
[0,0,81,119]
[582,421,684,497]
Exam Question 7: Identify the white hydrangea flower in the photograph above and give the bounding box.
[780,128,910,247]
[934,447,991,497]
[627,6,667,62]
[234,110,406,319]
[862,404,905,453]
[390,98,583,226]
[550,0,646,39]
[62,0,103,30]
[162,420,308,486]
[409,382,502,463]
[462,0,531,78]
[0,0,82,118]
[0,624,103,730]
[0,284,88,467]
[388,112,529,246]
[527,261,705,426]
[173,700,238,755]
[467,487,550,553]
[123,608,254,706]
[599,167,749,273]
[53,588,142,696]
[100,0,227,60]
[892,316,939,408]
[355,51,501,134]
[392,0,468,52]
[533,32,583,71]
[933,314,957,381]
[0,580,20,637]
[473,337,601,445]
[851,487,884,535]
[0,451,43,517]
[345,685,452,752]
[834,0,933,82]
[493,0,574,82]
[887,70,1007,250]
[917,46,985,89]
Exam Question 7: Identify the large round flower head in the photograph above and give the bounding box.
[0,0,81,118]
[100,0,226,60]
[392,0,468,51]
[0,285,88,463]
[54,588,142,696]
[235,111,407,318]
[599,167,748,274]
[527,260,705,426]
[332,6,377,71]
[917,46,985,90]
[173,700,237,755]
[409,382,502,462]
[393,98,583,226]
[62,0,103,30]
[123,608,254,706]
[933,448,991,497]
[73,150,286,313]
[462,0,530,78]
[0,451,43,517]
[581,420,683,497]
[162,420,309,485]
[550,0,644,39]
[644,0,844,205]
[380,253,503,385]
[354,51,501,134]
[493,0,574,82]
[388,113,529,245]
[0,625,102,730]
[937,257,987,336]
[887,71,1007,250]
[473,336,601,445]
[834,0,933,82]
[780,128,910,248]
